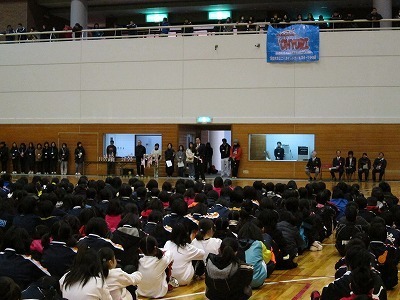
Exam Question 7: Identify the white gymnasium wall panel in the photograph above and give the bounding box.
[0,41,82,65]
[79,90,183,122]
[183,34,266,60]
[0,64,81,92]
[80,61,183,91]
[182,88,295,122]
[81,38,184,63]
[294,87,400,122]
[183,59,295,89]
[320,31,400,57]
[294,56,400,88]
[0,92,81,123]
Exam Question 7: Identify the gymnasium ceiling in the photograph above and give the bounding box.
[35,0,400,21]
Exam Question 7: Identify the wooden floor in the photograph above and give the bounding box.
[15,174,400,299]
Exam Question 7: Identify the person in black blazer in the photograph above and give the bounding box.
[372,152,387,182]
[194,137,206,182]
[135,140,146,177]
[305,150,321,180]
[358,152,371,182]
[330,150,345,181]
[345,151,357,182]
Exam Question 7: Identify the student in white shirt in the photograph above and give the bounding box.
[99,247,143,300]
[163,223,205,285]
[60,246,113,300]
[137,236,173,298]
[191,218,222,276]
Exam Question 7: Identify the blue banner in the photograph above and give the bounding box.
[267,25,319,63]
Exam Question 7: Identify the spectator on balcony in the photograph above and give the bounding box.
[63,24,72,39]
[214,20,223,33]
[236,16,248,32]
[248,16,257,31]
[224,17,234,33]
[161,17,170,35]
[270,13,281,28]
[5,25,15,42]
[343,13,357,29]
[40,24,51,40]
[92,23,104,38]
[15,23,27,41]
[182,19,193,34]
[366,7,383,28]
[318,15,328,29]
[72,23,83,39]
[296,14,304,22]
[306,13,315,22]
[126,20,137,36]
[28,27,38,40]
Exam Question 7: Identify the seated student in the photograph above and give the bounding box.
[0,276,21,300]
[163,223,205,285]
[330,150,345,181]
[379,211,400,248]
[368,223,399,290]
[372,152,387,182]
[205,238,254,300]
[111,213,145,270]
[355,195,376,223]
[207,198,230,220]
[379,181,399,208]
[305,150,321,181]
[213,217,237,240]
[314,189,337,241]
[329,187,348,222]
[0,227,50,290]
[22,276,63,300]
[191,219,222,276]
[143,210,169,248]
[237,221,272,288]
[41,221,77,278]
[60,246,113,300]
[335,205,364,257]
[276,209,306,269]
[77,217,124,254]
[163,197,197,234]
[99,248,142,300]
[320,247,387,300]
[345,151,356,182]
[137,236,173,298]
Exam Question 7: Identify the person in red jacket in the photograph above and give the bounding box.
[230,139,242,178]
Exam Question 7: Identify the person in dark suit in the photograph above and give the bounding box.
[194,137,206,183]
[274,142,285,160]
[330,150,345,181]
[345,151,356,182]
[135,140,146,177]
[358,152,371,182]
[106,139,117,175]
[372,152,387,182]
[305,150,321,181]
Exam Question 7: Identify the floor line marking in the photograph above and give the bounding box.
[264,276,334,285]
[292,283,312,300]
[157,291,205,300]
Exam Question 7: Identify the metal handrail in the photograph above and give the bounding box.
[1,18,399,43]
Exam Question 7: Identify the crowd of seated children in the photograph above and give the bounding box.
[1,172,399,299]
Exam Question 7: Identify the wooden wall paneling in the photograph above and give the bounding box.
[233,124,400,180]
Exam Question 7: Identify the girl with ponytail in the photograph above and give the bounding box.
[205,237,254,300]
[98,248,142,300]
[137,236,173,298]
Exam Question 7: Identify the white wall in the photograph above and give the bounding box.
[1,31,400,124]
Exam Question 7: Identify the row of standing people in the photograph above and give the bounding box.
[305,150,387,182]
[0,141,85,176]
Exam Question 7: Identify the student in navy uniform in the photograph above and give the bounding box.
[0,227,50,289]
[59,143,70,176]
[18,143,27,174]
[10,142,19,174]
[372,152,387,182]
[135,140,146,177]
[330,150,345,181]
[74,142,85,175]
[274,142,285,160]
[0,142,9,174]
[42,142,51,174]
[26,142,35,174]
[194,137,206,183]
[41,221,77,278]
[305,150,321,181]
[49,142,58,175]
[358,152,371,181]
